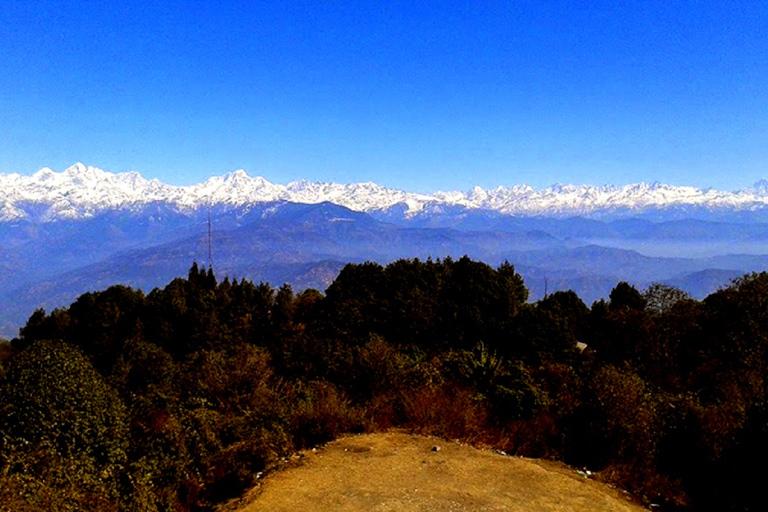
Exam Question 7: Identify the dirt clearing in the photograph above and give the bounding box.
[233,431,647,512]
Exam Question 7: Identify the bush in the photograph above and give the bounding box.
[402,383,489,441]
[0,340,129,509]
[290,381,363,448]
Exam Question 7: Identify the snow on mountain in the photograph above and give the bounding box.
[750,178,768,196]
[0,164,439,221]
[2,163,768,222]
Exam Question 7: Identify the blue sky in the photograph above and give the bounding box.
[1,1,767,193]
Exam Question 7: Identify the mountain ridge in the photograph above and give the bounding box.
[4,164,768,338]
[4,163,768,222]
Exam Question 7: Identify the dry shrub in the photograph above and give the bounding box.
[290,381,363,448]
[351,335,408,402]
[0,463,120,512]
[600,463,689,510]
[362,392,401,431]
[692,396,747,462]
[586,365,661,465]
[497,412,559,458]
[185,345,275,412]
[402,383,488,441]
[202,441,269,505]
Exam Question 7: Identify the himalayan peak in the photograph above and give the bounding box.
[1,163,768,222]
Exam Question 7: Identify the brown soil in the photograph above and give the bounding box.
[232,431,647,512]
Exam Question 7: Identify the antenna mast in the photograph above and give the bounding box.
[207,207,213,270]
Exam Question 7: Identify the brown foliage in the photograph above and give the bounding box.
[401,384,489,442]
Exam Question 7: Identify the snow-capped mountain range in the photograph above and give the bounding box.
[3,163,768,222]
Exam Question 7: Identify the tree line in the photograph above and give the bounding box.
[1,257,767,511]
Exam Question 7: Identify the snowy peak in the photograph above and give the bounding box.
[3,165,768,222]
[750,178,768,196]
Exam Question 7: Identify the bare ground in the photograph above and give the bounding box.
[231,431,648,512]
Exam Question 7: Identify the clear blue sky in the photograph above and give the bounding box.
[2,1,767,192]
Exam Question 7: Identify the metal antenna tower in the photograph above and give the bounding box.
[207,207,213,270]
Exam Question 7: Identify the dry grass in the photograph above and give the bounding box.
[230,431,647,512]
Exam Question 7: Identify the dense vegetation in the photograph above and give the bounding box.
[1,257,767,511]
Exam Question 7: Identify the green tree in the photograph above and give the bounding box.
[609,281,646,311]
[512,291,589,362]
[0,340,129,510]
[323,261,387,344]
[66,285,146,371]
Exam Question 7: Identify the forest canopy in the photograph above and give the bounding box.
[1,257,767,511]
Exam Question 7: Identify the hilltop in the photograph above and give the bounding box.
[235,432,647,512]
[4,260,768,510]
